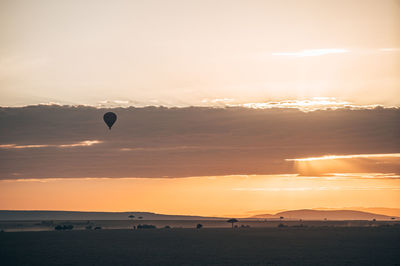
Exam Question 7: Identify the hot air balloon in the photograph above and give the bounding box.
[103,112,117,129]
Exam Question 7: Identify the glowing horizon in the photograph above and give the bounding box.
[0,173,399,218]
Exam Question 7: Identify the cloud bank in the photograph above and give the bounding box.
[272,49,349,57]
[0,105,399,180]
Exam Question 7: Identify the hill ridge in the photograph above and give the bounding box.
[250,209,397,220]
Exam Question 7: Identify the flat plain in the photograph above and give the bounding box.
[1,226,399,265]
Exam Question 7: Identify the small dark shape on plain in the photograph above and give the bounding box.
[103,112,117,129]
[137,224,156,229]
[196,223,203,229]
[54,225,73,231]
[227,218,239,228]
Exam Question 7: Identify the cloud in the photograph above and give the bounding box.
[232,186,400,191]
[0,105,399,180]
[239,98,382,112]
[0,144,48,149]
[285,153,400,162]
[324,173,400,180]
[0,140,102,149]
[379,48,400,52]
[272,49,349,57]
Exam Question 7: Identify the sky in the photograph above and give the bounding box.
[0,0,399,216]
[0,0,399,107]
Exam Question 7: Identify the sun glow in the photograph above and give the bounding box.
[286,153,400,162]
[288,153,400,177]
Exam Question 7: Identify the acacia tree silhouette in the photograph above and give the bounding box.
[227,218,238,228]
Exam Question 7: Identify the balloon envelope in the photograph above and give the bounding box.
[103,112,117,129]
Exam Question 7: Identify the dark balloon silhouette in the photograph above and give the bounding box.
[103,112,117,129]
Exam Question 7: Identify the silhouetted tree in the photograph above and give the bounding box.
[137,224,156,229]
[138,216,143,219]
[128,215,135,220]
[54,225,73,231]
[227,218,238,228]
[55,225,63,231]
[196,223,203,229]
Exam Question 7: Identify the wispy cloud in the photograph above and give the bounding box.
[233,186,400,191]
[286,153,400,162]
[240,97,373,112]
[379,48,400,52]
[270,48,399,58]
[201,98,235,104]
[58,141,102,148]
[0,140,102,149]
[229,98,387,112]
[325,173,400,180]
[272,49,349,57]
[120,146,205,152]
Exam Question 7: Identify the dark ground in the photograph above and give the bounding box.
[1,227,399,265]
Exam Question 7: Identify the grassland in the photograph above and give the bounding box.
[1,227,399,265]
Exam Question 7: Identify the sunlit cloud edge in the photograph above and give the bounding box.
[0,140,102,149]
[285,153,400,162]
[2,97,398,113]
[232,186,400,192]
[2,172,400,183]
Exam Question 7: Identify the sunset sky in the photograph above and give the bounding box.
[0,0,399,217]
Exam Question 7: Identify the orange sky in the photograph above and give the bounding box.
[1,169,399,217]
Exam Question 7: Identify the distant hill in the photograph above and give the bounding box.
[315,207,400,218]
[0,211,225,221]
[250,209,396,220]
